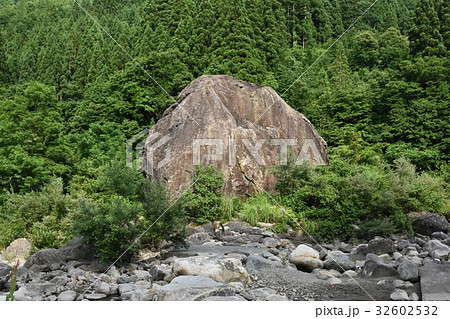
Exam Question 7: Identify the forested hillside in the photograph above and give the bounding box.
[0,0,449,254]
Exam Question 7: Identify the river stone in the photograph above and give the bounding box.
[4,238,32,263]
[408,212,449,236]
[58,290,77,301]
[173,256,250,284]
[262,237,282,248]
[390,289,409,301]
[323,250,355,272]
[362,260,398,278]
[250,287,277,300]
[289,244,323,272]
[367,238,395,255]
[245,254,284,273]
[143,75,328,196]
[149,264,172,281]
[203,295,247,301]
[397,260,419,282]
[425,239,450,259]
[84,293,107,301]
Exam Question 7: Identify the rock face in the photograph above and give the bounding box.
[143,75,328,195]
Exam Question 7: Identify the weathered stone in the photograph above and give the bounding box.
[186,232,211,245]
[95,282,111,295]
[262,237,282,248]
[4,238,32,263]
[203,295,247,301]
[343,270,358,278]
[323,251,355,272]
[245,254,284,273]
[265,294,289,301]
[13,287,30,301]
[58,290,77,301]
[431,231,448,240]
[397,261,419,282]
[149,265,172,282]
[143,75,328,196]
[84,293,107,301]
[133,270,152,281]
[250,287,277,300]
[23,249,65,268]
[420,263,450,300]
[390,289,409,301]
[327,277,342,285]
[408,212,449,236]
[289,244,323,272]
[356,244,368,255]
[393,280,414,289]
[425,239,450,259]
[362,260,398,278]
[367,238,395,255]
[173,256,250,284]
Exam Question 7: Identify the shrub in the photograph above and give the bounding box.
[72,162,186,262]
[184,165,226,223]
[239,194,293,232]
[356,218,395,240]
[273,157,449,240]
[0,177,73,249]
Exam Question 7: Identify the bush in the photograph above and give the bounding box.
[0,177,73,249]
[72,162,186,262]
[356,218,395,240]
[184,165,226,223]
[273,157,449,240]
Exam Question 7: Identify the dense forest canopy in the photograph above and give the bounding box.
[0,0,449,252]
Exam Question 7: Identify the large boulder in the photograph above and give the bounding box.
[289,244,323,272]
[245,254,284,273]
[143,75,328,195]
[408,212,449,236]
[397,260,419,282]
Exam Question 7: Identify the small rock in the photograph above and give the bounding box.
[393,252,402,260]
[343,270,358,278]
[314,269,333,280]
[397,261,419,282]
[410,292,420,301]
[356,244,368,255]
[377,280,386,285]
[368,238,395,255]
[250,287,277,300]
[327,277,342,285]
[393,279,413,288]
[289,244,323,272]
[390,289,409,301]
[133,270,151,281]
[95,282,110,295]
[431,232,448,240]
[265,294,289,301]
[84,293,107,300]
[362,260,398,278]
[323,251,355,272]
[262,237,282,248]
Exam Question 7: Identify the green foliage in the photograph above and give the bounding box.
[240,194,287,225]
[0,177,73,249]
[355,218,395,240]
[72,162,186,262]
[274,157,449,240]
[184,165,226,223]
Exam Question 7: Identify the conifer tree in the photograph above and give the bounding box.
[409,0,446,56]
